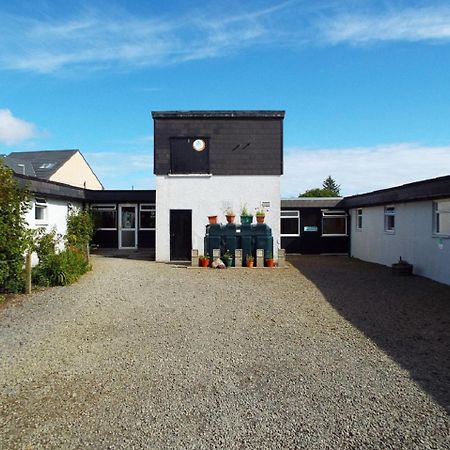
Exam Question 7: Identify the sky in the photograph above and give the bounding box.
[0,0,449,196]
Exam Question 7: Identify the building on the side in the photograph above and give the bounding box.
[152,110,285,261]
[341,175,450,286]
[3,149,103,190]
[86,189,156,255]
[280,198,349,254]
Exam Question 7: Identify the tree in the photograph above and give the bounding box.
[322,175,341,196]
[0,159,31,292]
[299,176,341,198]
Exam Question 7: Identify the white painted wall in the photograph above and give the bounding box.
[25,197,83,265]
[156,175,281,261]
[350,200,450,286]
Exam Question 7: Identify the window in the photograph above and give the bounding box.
[280,210,300,236]
[322,210,347,236]
[434,200,450,236]
[39,163,55,169]
[140,204,156,230]
[91,204,117,229]
[35,198,47,222]
[356,208,363,230]
[384,206,396,233]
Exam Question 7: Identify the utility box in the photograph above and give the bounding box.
[204,223,273,267]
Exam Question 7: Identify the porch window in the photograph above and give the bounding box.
[35,198,47,223]
[434,199,450,236]
[91,204,117,230]
[140,204,156,230]
[356,208,363,230]
[384,206,396,233]
[322,210,347,236]
[281,210,300,236]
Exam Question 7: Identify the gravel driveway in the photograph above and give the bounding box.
[1,255,449,449]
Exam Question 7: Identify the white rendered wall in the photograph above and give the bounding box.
[156,175,281,261]
[350,201,450,286]
[24,197,83,265]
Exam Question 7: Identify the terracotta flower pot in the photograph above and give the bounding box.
[246,260,254,268]
[208,215,218,224]
[256,215,265,224]
[265,259,275,268]
[226,214,236,224]
[199,258,209,267]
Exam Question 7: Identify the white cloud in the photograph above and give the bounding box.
[282,143,450,197]
[0,4,283,74]
[320,6,450,45]
[86,150,154,189]
[0,109,37,145]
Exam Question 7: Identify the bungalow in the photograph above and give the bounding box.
[341,175,450,286]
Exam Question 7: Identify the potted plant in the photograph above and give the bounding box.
[255,207,266,224]
[265,253,275,268]
[208,215,218,224]
[246,255,254,268]
[199,255,210,267]
[240,204,253,225]
[222,250,233,267]
[225,208,236,224]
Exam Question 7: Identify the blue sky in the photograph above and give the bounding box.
[1,0,450,195]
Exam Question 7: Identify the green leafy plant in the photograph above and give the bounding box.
[0,160,30,293]
[255,207,265,216]
[66,209,94,251]
[32,247,90,287]
[240,204,250,216]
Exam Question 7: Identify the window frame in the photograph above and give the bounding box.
[433,199,450,237]
[139,203,156,230]
[356,208,363,231]
[34,197,48,224]
[280,210,300,237]
[321,210,348,237]
[384,206,396,234]
[90,204,117,230]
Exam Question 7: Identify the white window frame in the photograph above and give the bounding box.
[34,198,48,224]
[433,199,450,237]
[356,208,363,231]
[321,210,348,237]
[280,210,300,237]
[139,203,156,230]
[384,206,396,234]
[90,204,117,230]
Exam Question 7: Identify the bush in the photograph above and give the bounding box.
[33,247,90,287]
[0,160,30,293]
[66,210,93,251]
[33,227,60,262]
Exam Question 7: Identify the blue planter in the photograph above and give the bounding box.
[240,215,253,225]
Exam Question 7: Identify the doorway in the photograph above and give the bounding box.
[119,204,137,249]
[170,209,192,261]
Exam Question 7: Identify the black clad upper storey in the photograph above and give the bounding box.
[152,111,285,176]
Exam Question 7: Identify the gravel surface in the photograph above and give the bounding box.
[1,255,449,449]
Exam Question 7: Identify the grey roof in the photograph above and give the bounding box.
[152,110,285,119]
[341,175,450,208]
[13,173,155,202]
[7,150,78,179]
[282,197,345,208]
[2,156,36,177]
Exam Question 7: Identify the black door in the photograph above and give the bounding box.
[170,209,192,261]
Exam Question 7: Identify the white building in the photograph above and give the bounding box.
[152,111,285,261]
[344,176,450,286]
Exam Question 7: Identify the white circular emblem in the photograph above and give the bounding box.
[193,139,206,152]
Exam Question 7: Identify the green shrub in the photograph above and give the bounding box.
[33,227,59,262]
[32,247,90,287]
[66,210,93,251]
[0,160,30,293]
